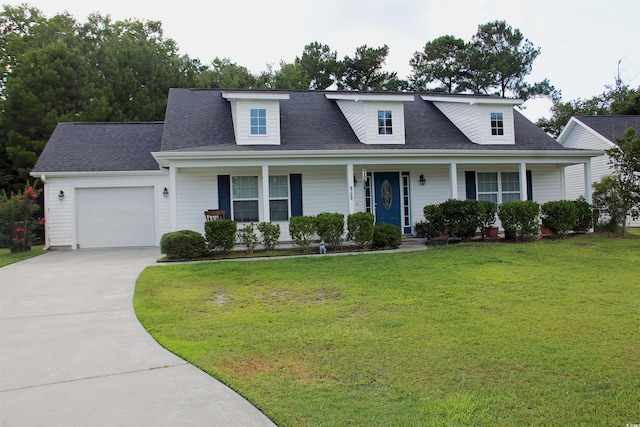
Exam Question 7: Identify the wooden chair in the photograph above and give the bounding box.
[204,209,225,221]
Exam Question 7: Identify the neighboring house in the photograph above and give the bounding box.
[558,115,640,227]
[32,89,602,249]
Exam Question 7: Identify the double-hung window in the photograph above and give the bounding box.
[232,176,259,222]
[250,108,267,135]
[477,172,521,205]
[490,112,504,136]
[377,110,393,135]
[269,176,289,221]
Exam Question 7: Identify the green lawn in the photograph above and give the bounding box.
[0,245,46,268]
[134,234,640,426]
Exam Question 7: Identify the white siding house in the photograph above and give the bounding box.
[32,90,602,249]
[558,116,640,227]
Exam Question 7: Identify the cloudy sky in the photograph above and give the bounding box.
[4,0,640,121]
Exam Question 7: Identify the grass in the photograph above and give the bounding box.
[0,245,46,268]
[134,234,640,426]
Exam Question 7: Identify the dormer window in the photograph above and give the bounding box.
[250,108,267,135]
[377,110,393,135]
[490,112,504,136]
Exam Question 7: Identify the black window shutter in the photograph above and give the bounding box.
[526,170,533,201]
[217,175,231,219]
[465,171,476,200]
[290,174,303,217]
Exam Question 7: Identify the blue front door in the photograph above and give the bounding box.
[374,172,401,228]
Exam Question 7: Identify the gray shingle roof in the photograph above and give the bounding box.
[575,115,640,144]
[32,122,163,173]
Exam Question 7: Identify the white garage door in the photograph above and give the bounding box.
[76,187,156,248]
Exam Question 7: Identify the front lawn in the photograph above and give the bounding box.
[0,245,46,268]
[134,234,640,426]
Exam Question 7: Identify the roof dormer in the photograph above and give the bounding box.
[421,95,523,145]
[222,92,289,145]
[326,93,414,145]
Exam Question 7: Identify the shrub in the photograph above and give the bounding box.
[257,222,280,250]
[289,215,316,253]
[541,200,578,239]
[372,223,402,249]
[204,219,237,252]
[422,204,446,238]
[414,220,429,238]
[573,196,593,233]
[498,200,540,241]
[347,212,375,248]
[160,230,206,260]
[237,223,259,254]
[314,212,344,248]
[0,186,42,253]
[440,199,482,240]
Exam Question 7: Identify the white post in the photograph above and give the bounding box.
[170,166,177,230]
[519,162,528,201]
[262,165,270,222]
[584,161,593,204]
[449,163,458,199]
[347,163,356,214]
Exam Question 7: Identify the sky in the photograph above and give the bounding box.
[3,0,640,122]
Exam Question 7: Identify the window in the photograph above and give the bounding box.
[377,110,393,135]
[232,176,259,222]
[490,112,504,136]
[402,172,410,229]
[250,108,266,135]
[269,175,289,221]
[477,172,520,205]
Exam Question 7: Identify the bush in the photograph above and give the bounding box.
[372,223,402,249]
[314,212,344,248]
[257,222,280,250]
[0,186,42,253]
[422,204,446,238]
[347,212,375,248]
[541,200,578,239]
[204,219,237,252]
[160,230,206,260]
[498,200,540,241]
[573,196,593,233]
[237,223,259,254]
[440,199,482,240]
[478,200,497,239]
[289,215,316,253]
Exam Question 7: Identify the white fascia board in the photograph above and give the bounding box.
[325,93,414,102]
[420,95,524,106]
[557,116,617,148]
[222,92,290,100]
[29,170,167,178]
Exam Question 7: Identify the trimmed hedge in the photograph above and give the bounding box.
[160,230,206,260]
[257,222,280,250]
[289,215,316,253]
[347,212,375,248]
[204,219,237,252]
[372,223,402,249]
[498,200,540,241]
[541,200,577,239]
[314,212,344,248]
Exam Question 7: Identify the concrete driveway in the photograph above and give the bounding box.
[0,248,276,426]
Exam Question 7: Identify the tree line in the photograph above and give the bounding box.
[1,4,638,194]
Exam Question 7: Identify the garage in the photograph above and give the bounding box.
[76,187,156,248]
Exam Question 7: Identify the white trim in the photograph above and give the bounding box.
[557,117,618,148]
[347,163,355,214]
[519,162,528,201]
[325,93,414,102]
[449,163,458,199]
[30,170,166,178]
[421,95,524,106]
[262,165,270,222]
[584,162,593,204]
[222,92,289,100]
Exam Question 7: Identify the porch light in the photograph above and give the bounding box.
[162,187,169,198]
[58,190,65,200]
[419,175,426,185]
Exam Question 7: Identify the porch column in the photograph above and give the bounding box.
[170,166,177,230]
[519,162,528,201]
[584,161,593,204]
[346,163,356,214]
[262,165,270,222]
[449,163,458,199]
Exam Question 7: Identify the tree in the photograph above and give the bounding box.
[336,44,407,91]
[465,20,557,100]
[596,127,640,236]
[409,35,468,93]
[299,42,337,89]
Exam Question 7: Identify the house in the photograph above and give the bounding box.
[558,115,640,227]
[31,89,603,249]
